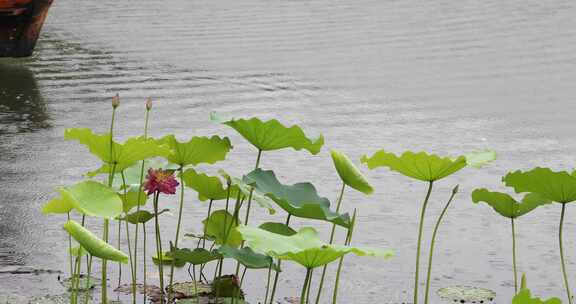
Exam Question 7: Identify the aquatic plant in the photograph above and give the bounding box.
[512,274,561,304]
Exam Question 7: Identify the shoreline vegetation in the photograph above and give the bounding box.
[28,95,568,304]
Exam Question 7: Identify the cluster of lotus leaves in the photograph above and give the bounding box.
[237,225,393,269]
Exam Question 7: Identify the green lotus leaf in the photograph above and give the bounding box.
[503,167,576,204]
[63,220,128,263]
[472,189,551,218]
[152,252,186,268]
[231,175,275,214]
[182,168,239,201]
[42,196,74,215]
[158,134,232,167]
[244,169,350,227]
[237,226,393,269]
[121,209,169,224]
[65,128,171,174]
[361,150,467,182]
[512,274,561,304]
[211,112,324,154]
[120,189,147,213]
[167,247,221,265]
[330,150,373,195]
[57,180,123,219]
[258,222,297,236]
[203,210,242,247]
[218,245,279,271]
[464,150,497,168]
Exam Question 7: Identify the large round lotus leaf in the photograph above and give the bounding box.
[504,167,576,204]
[244,169,350,228]
[437,286,496,303]
[361,150,467,182]
[472,188,551,219]
[211,112,324,154]
[258,222,297,236]
[64,220,129,263]
[330,150,373,195]
[203,210,243,247]
[231,175,275,214]
[158,134,232,167]
[237,225,393,269]
[57,180,123,219]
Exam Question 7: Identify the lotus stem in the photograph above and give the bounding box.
[332,209,357,304]
[300,268,313,304]
[559,203,572,304]
[269,214,291,304]
[120,172,137,303]
[264,263,272,304]
[133,105,151,303]
[153,191,165,304]
[168,166,186,300]
[143,223,147,304]
[201,199,214,249]
[83,255,92,304]
[511,217,518,294]
[423,185,458,304]
[117,219,122,287]
[67,212,73,278]
[315,182,346,304]
[306,269,314,304]
[413,181,433,304]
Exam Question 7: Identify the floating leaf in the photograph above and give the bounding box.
[237,226,393,269]
[437,286,496,303]
[465,150,497,168]
[361,150,467,182]
[167,247,221,265]
[158,134,232,167]
[211,112,323,154]
[472,189,551,218]
[244,169,350,227]
[65,128,171,174]
[122,209,169,225]
[331,150,373,195]
[63,220,128,263]
[203,210,242,247]
[182,168,237,201]
[57,180,123,219]
[218,245,279,271]
[258,222,297,236]
[503,167,576,204]
[120,189,147,213]
[42,196,73,215]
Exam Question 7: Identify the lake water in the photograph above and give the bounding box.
[1,0,576,303]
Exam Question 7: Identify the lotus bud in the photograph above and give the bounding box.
[146,97,153,110]
[111,94,120,108]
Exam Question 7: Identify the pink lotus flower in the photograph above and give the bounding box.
[143,168,179,195]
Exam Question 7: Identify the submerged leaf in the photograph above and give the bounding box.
[237,226,393,269]
[212,112,324,154]
[361,150,467,182]
[63,220,128,263]
[218,245,279,271]
[182,168,237,201]
[58,180,123,219]
[331,150,373,195]
[158,134,232,167]
[203,210,242,247]
[472,189,551,218]
[244,169,350,227]
[167,247,221,265]
[258,222,297,236]
[504,167,576,204]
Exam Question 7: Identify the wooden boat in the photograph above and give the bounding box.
[0,0,53,57]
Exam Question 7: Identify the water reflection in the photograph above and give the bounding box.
[0,62,49,134]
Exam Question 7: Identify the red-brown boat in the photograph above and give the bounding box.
[0,0,53,57]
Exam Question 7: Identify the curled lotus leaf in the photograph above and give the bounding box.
[503,167,576,204]
[217,245,280,271]
[331,149,373,195]
[361,150,467,182]
[167,247,221,265]
[472,188,551,219]
[237,225,393,269]
[158,134,232,167]
[182,168,239,201]
[244,169,350,227]
[57,180,123,219]
[63,220,128,263]
[211,112,324,154]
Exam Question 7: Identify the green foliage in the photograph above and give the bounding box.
[237,226,393,269]
[182,168,236,201]
[120,189,147,213]
[472,189,551,218]
[57,180,123,219]
[153,252,186,268]
[158,134,232,167]
[512,274,562,304]
[330,150,373,195]
[504,168,576,204]
[63,220,128,263]
[244,169,350,227]
[258,222,297,236]
[42,196,73,215]
[70,246,87,257]
[167,247,221,265]
[218,245,279,271]
[203,210,242,247]
[464,150,497,168]
[211,112,324,154]
[121,209,168,224]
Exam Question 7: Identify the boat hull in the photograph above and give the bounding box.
[0,0,53,57]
